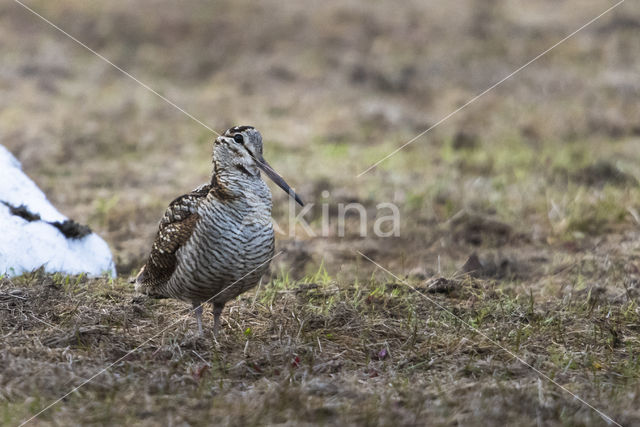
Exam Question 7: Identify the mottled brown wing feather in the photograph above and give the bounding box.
[137,184,211,293]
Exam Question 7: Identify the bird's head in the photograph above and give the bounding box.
[213,125,303,206]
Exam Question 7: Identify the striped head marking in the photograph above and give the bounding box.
[214,126,303,206]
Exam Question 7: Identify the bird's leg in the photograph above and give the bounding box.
[192,302,204,336]
[212,302,225,338]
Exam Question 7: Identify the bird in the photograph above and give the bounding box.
[135,125,303,336]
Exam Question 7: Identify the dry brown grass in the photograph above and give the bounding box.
[1,0,640,425]
[1,266,639,425]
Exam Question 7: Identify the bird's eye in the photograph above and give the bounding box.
[233,134,244,144]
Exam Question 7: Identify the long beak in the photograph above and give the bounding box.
[254,155,304,206]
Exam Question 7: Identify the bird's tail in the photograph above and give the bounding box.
[130,265,168,299]
[131,265,145,288]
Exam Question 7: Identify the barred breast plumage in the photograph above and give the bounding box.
[135,125,303,336]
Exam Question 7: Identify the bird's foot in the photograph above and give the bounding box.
[193,302,204,336]
[180,333,208,349]
[212,302,225,341]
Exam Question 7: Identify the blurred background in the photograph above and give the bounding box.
[1,0,639,281]
[3,2,640,425]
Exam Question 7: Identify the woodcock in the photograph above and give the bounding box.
[135,126,303,336]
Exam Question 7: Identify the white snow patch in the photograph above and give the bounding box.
[0,145,116,277]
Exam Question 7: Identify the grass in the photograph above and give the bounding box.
[1,268,639,425]
[2,0,640,425]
